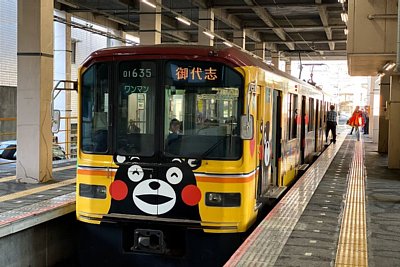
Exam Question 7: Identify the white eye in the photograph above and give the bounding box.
[172,158,182,163]
[166,167,183,185]
[187,159,197,168]
[116,155,126,164]
[128,165,144,182]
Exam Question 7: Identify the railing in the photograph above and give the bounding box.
[0,116,78,164]
[53,115,78,159]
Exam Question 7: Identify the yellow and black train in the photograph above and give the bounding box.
[76,45,335,265]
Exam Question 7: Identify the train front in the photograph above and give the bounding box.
[76,46,258,257]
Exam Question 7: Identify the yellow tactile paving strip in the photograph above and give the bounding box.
[0,178,75,202]
[335,140,368,266]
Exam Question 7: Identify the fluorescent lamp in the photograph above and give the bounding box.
[141,0,156,9]
[341,13,348,23]
[338,0,346,3]
[175,16,191,26]
[223,41,233,47]
[203,31,214,39]
[383,62,396,71]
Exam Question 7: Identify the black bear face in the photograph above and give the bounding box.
[108,155,201,220]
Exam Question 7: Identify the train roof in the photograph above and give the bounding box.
[82,44,320,90]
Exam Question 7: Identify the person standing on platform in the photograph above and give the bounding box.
[362,106,369,134]
[347,106,365,141]
[326,104,337,144]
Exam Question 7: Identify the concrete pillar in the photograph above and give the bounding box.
[17,0,54,183]
[140,0,161,45]
[378,75,389,153]
[388,75,400,169]
[285,60,292,75]
[54,11,72,158]
[198,9,214,46]
[108,29,124,47]
[368,76,379,143]
[233,30,246,49]
[254,42,265,60]
[271,52,279,68]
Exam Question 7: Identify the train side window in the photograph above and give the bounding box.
[289,93,298,139]
[308,98,315,131]
[81,63,109,153]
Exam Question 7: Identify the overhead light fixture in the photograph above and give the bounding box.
[141,0,156,9]
[223,41,233,47]
[383,62,396,71]
[175,16,191,26]
[338,0,346,3]
[344,28,348,35]
[341,13,348,23]
[203,31,214,39]
[57,0,79,8]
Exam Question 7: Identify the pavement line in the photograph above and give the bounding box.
[0,178,76,202]
[0,165,76,183]
[224,128,347,266]
[335,140,368,266]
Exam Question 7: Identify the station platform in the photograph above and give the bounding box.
[225,127,400,267]
[1,127,400,267]
[0,159,76,238]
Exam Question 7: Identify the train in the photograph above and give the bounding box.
[75,44,335,266]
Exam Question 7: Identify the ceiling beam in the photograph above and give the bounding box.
[273,39,347,44]
[191,0,264,42]
[316,1,335,50]
[242,0,295,50]
[211,3,343,9]
[245,25,346,31]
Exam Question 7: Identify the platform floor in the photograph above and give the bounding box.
[225,129,400,267]
[0,159,76,237]
[1,129,400,267]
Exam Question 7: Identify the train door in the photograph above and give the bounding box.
[300,95,306,164]
[256,86,272,200]
[315,100,320,151]
[267,89,283,198]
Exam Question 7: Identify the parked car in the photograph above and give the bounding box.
[0,140,17,160]
[0,140,66,161]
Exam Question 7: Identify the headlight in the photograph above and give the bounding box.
[79,184,107,199]
[205,192,241,207]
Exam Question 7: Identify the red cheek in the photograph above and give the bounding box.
[181,185,201,206]
[110,180,128,200]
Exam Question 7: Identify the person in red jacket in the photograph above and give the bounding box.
[347,106,365,141]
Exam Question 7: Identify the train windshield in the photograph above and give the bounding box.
[81,59,243,159]
[164,61,243,159]
[116,61,156,156]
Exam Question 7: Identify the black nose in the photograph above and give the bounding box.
[149,181,160,190]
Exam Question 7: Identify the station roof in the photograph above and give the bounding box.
[55,0,348,61]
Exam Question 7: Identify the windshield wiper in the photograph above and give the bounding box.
[195,135,228,162]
